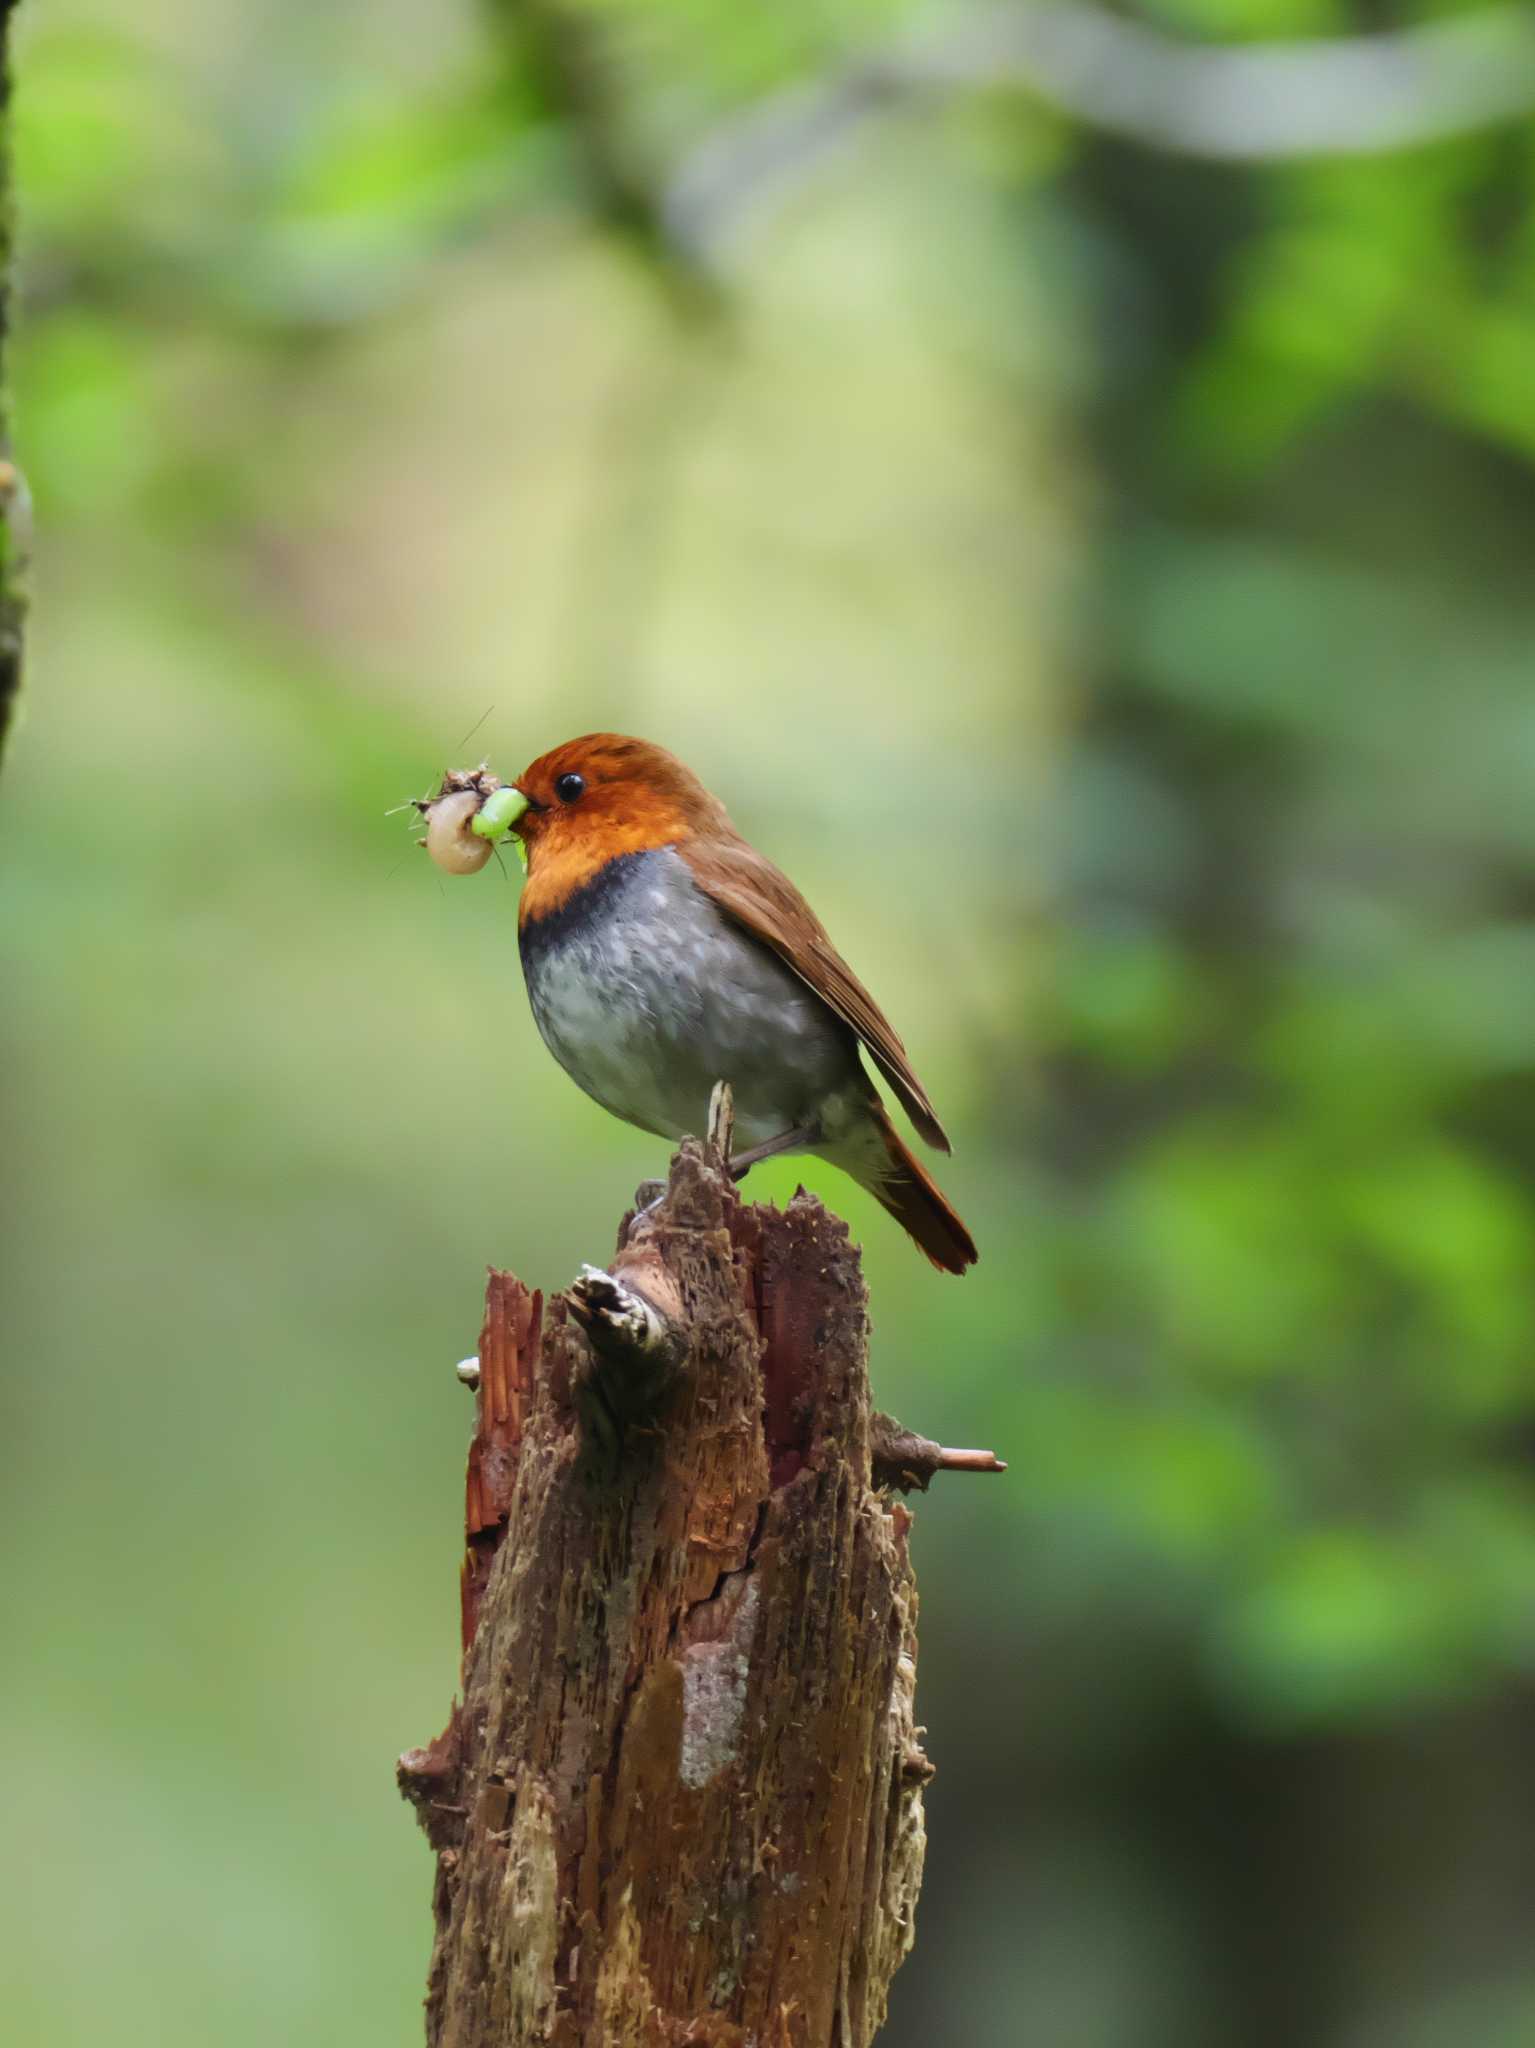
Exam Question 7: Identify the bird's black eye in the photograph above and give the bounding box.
[554,772,586,805]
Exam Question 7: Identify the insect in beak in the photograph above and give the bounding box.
[418,773,530,875]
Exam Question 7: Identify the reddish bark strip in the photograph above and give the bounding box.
[461,1275,542,1653]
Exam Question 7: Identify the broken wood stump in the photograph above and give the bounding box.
[399,1130,1001,2046]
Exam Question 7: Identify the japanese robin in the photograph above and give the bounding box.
[426,734,976,1273]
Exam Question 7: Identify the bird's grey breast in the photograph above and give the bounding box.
[518,845,857,1144]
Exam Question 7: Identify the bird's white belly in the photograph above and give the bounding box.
[521,847,858,1147]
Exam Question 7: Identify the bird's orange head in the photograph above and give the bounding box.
[510,734,732,922]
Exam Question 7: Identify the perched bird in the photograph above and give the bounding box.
[435,734,976,1273]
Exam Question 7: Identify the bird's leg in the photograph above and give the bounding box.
[707,1080,815,1181]
[726,1124,819,1182]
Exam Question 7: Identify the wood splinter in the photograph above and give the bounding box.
[706,1076,736,1165]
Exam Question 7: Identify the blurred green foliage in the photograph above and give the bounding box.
[6,1,1535,2043]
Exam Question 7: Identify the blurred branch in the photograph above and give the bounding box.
[490,0,662,245]
[0,0,25,772]
[486,0,716,305]
[665,3,1535,261]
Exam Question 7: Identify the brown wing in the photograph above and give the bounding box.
[680,835,951,1153]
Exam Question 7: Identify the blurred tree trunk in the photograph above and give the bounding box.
[400,1137,938,2047]
[0,0,25,768]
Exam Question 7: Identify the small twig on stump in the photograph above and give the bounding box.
[871,1412,1008,1493]
[566,1259,686,1448]
[567,1261,675,1361]
[400,1136,1001,2044]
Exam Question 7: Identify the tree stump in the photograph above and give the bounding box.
[400,1132,990,2045]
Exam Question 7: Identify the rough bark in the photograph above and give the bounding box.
[400,1137,937,2047]
[0,0,27,770]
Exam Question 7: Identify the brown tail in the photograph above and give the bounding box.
[867,1107,978,1274]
